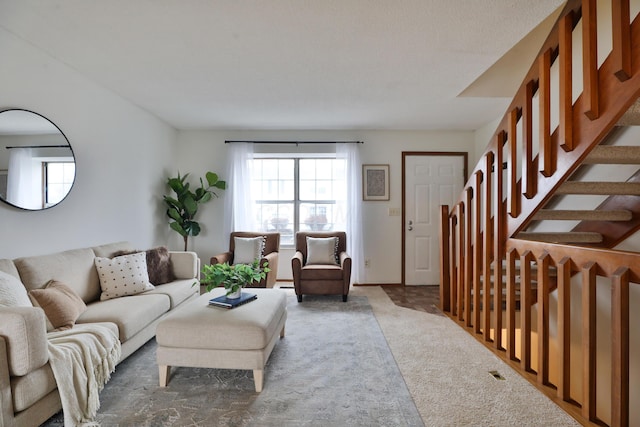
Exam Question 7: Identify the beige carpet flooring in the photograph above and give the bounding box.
[349,286,580,427]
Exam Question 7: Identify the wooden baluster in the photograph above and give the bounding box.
[612,267,630,427]
[612,0,631,81]
[523,81,537,198]
[439,205,451,312]
[581,261,597,421]
[557,256,572,401]
[508,109,520,217]
[539,48,554,177]
[465,188,474,327]
[506,247,518,361]
[494,133,506,350]
[559,11,575,152]
[483,152,494,342]
[582,0,599,120]
[450,215,458,316]
[537,252,551,385]
[457,202,465,321]
[520,251,534,372]
[473,172,483,334]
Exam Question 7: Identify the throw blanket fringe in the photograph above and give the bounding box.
[47,324,121,427]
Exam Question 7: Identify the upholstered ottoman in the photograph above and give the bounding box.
[156,288,287,392]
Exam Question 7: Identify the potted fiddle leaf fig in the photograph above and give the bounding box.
[201,260,270,298]
[164,171,226,251]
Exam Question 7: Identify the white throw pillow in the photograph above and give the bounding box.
[0,270,32,307]
[306,236,339,265]
[233,236,265,264]
[94,252,154,301]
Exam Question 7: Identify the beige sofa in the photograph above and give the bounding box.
[0,241,200,427]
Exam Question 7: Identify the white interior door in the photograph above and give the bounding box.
[404,154,465,285]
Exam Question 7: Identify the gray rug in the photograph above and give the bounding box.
[43,295,424,426]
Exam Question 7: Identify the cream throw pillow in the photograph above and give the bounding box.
[29,280,87,331]
[233,236,266,264]
[306,236,339,265]
[0,270,32,307]
[95,252,154,301]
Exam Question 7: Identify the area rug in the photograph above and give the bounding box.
[43,295,423,427]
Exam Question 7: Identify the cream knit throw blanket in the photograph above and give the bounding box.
[47,324,121,427]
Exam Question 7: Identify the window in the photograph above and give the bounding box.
[44,161,75,207]
[252,157,346,246]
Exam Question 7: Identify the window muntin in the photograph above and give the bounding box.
[252,157,345,246]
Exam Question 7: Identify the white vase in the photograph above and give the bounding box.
[226,288,242,299]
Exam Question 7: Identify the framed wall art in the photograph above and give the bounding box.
[362,164,389,201]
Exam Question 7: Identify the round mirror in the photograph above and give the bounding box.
[0,109,75,210]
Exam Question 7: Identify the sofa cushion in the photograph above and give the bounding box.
[28,280,87,331]
[95,252,155,301]
[0,270,32,307]
[0,307,49,376]
[0,259,20,278]
[142,279,199,309]
[305,236,339,265]
[10,363,57,412]
[233,236,265,264]
[14,247,101,303]
[77,294,169,342]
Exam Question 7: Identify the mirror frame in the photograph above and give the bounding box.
[0,108,76,211]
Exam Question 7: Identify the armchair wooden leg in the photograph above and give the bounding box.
[342,295,348,302]
[297,294,302,302]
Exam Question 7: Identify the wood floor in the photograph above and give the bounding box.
[380,285,443,315]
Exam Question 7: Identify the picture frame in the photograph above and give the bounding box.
[362,164,390,201]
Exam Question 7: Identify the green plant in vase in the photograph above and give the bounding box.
[201,260,270,298]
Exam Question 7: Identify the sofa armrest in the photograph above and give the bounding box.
[169,251,200,280]
[0,307,49,377]
[210,252,232,265]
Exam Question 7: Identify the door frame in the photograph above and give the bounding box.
[401,151,468,286]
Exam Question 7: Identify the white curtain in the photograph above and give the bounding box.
[336,143,364,285]
[223,142,256,237]
[6,147,40,209]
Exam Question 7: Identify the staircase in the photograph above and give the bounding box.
[439,1,640,426]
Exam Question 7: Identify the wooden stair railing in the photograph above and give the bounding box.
[440,0,640,426]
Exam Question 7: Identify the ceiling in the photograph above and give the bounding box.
[0,0,566,131]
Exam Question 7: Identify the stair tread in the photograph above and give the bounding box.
[516,231,603,243]
[556,181,640,195]
[583,146,640,164]
[532,209,632,221]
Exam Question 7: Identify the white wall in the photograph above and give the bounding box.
[175,129,475,284]
[0,27,177,259]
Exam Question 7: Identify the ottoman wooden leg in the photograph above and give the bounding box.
[280,325,285,338]
[253,369,264,392]
[159,365,170,387]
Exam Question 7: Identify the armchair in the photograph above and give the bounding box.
[291,231,351,302]
[210,232,280,288]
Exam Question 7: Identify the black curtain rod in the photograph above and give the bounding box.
[5,145,69,149]
[224,140,363,145]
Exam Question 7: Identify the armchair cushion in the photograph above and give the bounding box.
[306,236,339,265]
[233,236,265,264]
